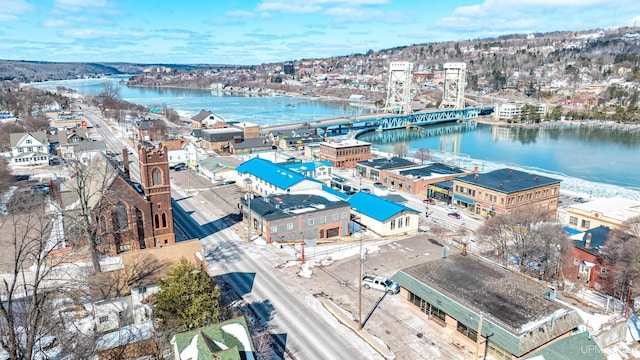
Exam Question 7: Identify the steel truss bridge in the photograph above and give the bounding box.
[360,121,478,143]
[318,106,494,137]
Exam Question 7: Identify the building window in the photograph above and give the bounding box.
[405,216,410,226]
[581,220,591,228]
[308,219,314,226]
[119,244,131,252]
[340,212,347,219]
[319,216,326,224]
[152,168,162,185]
[600,267,607,275]
[287,223,294,230]
[457,321,478,342]
[26,139,32,144]
[390,219,396,230]
[271,226,278,233]
[161,213,167,227]
[574,258,580,266]
[398,217,403,228]
[99,316,109,323]
[138,286,147,294]
[332,214,339,221]
[569,216,578,225]
[115,203,128,230]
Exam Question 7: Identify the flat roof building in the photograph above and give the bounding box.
[319,139,371,168]
[452,168,561,217]
[392,254,583,359]
[565,197,640,232]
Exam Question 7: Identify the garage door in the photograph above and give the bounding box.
[326,227,340,238]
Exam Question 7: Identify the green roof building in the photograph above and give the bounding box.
[392,254,583,359]
[171,316,255,360]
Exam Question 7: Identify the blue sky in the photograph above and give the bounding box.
[1,0,639,65]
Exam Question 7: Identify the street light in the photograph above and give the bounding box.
[244,178,253,244]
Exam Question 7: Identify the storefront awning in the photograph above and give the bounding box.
[454,194,475,205]
[429,185,450,195]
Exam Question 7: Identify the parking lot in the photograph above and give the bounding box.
[287,235,474,360]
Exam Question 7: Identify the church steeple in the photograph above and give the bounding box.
[138,143,175,247]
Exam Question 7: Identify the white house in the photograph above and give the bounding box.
[162,139,196,167]
[9,131,50,167]
[347,192,420,236]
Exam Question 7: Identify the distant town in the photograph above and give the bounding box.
[1,25,640,360]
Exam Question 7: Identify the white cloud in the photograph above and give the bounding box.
[256,0,389,14]
[42,19,69,28]
[0,0,33,21]
[226,10,255,18]
[54,0,108,12]
[62,28,147,40]
[453,0,615,17]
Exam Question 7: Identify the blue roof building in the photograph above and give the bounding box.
[236,157,322,196]
[346,192,420,236]
[284,160,334,184]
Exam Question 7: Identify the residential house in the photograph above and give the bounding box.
[562,226,614,294]
[91,240,206,359]
[347,192,420,236]
[240,193,350,242]
[171,316,255,360]
[50,128,90,159]
[452,168,561,217]
[392,254,583,360]
[190,109,226,129]
[235,157,322,196]
[319,139,371,168]
[162,139,197,167]
[565,197,640,232]
[198,157,237,182]
[136,119,153,142]
[74,140,107,164]
[9,131,50,167]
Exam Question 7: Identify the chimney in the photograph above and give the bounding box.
[585,233,592,249]
[122,147,130,179]
[535,175,540,182]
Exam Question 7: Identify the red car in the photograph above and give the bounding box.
[423,198,435,205]
[447,212,461,219]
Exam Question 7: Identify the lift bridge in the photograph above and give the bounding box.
[317,106,494,137]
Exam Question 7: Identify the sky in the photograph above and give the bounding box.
[1,0,640,65]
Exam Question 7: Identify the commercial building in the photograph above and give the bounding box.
[356,157,416,181]
[385,163,476,197]
[347,192,420,236]
[319,139,371,168]
[235,157,322,196]
[565,197,640,232]
[452,169,561,217]
[392,255,583,360]
[240,193,350,242]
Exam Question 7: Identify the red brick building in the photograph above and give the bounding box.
[319,140,371,168]
[562,226,612,294]
[60,145,175,255]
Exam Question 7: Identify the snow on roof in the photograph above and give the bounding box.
[221,323,255,360]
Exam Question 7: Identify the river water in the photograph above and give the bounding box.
[31,77,640,199]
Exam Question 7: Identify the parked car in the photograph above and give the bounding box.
[173,163,187,171]
[373,182,384,188]
[447,205,458,213]
[360,188,372,194]
[30,184,50,195]
[423,198,435,205]
[447,212,461,219]
[573,197,587,203]
[362,275,400,295]
[221,180,236,185]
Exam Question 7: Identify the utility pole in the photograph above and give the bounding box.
[474,314,483,360]
[358,229,363,330]
[244,179,253,244]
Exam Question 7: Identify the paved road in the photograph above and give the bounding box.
[170,177,382,359]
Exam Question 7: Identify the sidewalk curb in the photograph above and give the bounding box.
[318,298,395,359]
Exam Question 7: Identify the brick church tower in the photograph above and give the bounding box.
[138,143,176,247]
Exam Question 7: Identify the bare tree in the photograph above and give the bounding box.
[603,216,640,300]
[59,152,121,273]
[477,206,565,273]
[392,143,408,158]
[148,120,167,142]
[414,148,431,165]
[0,195,71,360]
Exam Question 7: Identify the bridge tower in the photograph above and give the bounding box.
[439,62,466,109]
[384,61,413,115]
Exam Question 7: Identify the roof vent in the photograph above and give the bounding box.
[474,174,478,181]
[509,169,513,175]
[535,175,540,181]
[499,181,504,188]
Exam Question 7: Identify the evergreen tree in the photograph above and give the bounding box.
[155,257,221,331]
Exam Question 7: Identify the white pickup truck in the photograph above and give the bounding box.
[362,274,400,295]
